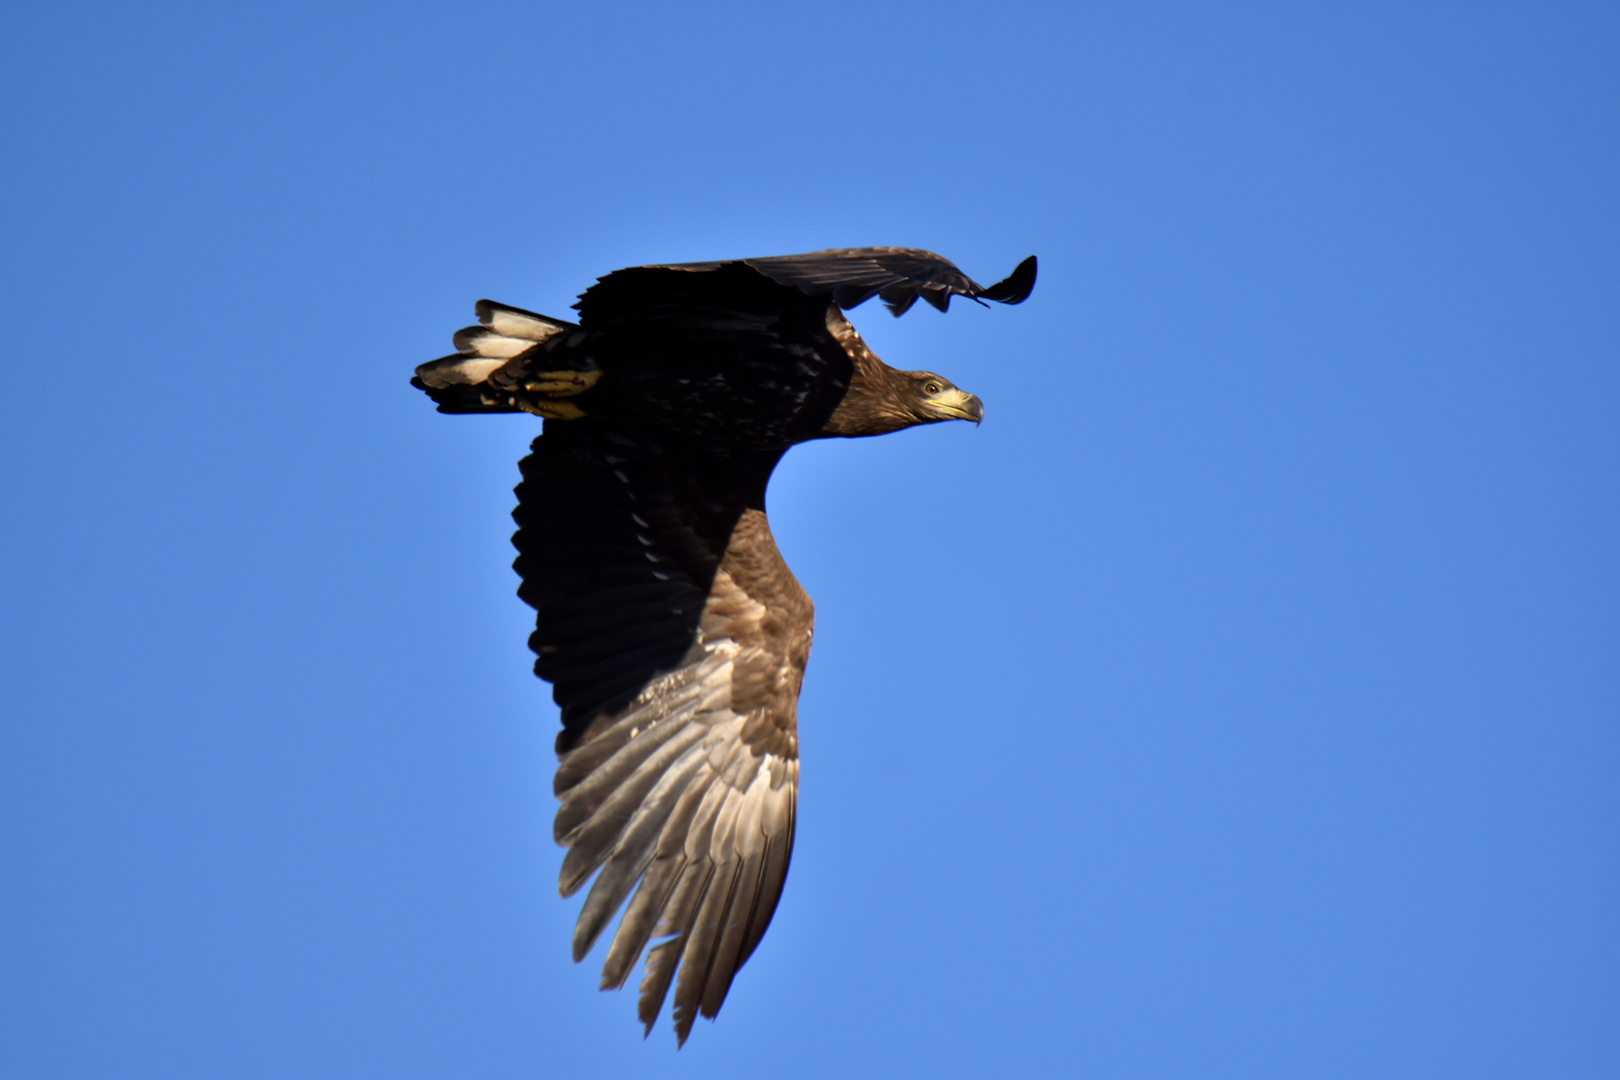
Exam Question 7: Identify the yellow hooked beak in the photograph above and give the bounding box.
[930,388,985,424]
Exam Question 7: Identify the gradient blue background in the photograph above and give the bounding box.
[3,3,1616,1076]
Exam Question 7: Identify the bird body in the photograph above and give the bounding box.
[413,247,1034,1043]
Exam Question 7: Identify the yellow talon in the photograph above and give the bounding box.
[522,370,602,397]
[517,398,587,421]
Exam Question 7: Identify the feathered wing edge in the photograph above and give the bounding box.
[551,573,803,1044]
[514,431,806,1045]
[554,665,799,1043]
[644,247,1037,317]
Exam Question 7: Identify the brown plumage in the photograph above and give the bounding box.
[412,247,1035,1043]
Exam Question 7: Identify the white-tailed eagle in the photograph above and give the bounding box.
[413,247,1036,1043]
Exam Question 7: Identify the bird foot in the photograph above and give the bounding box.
[522,370,602,397]
[517,398,588,421]
[515,368,599,421]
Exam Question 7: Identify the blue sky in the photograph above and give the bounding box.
[2,2,1616,1077]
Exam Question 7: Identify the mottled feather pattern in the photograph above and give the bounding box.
[414,247,1034,1043]
[512,426,806,1043]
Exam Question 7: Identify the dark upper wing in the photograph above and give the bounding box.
[635,247,1037,316]
[559,261,857,449]
[513,423,806,1044]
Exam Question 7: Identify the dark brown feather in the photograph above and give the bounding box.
[638,247,1037,316]
[414,245,1035,1043]
[512,422,806,1041]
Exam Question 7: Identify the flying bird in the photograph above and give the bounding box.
[412,247,1036,1043]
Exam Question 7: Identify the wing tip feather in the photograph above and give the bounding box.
[981,254,1038,304]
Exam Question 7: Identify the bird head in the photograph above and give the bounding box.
[902,370,984,425]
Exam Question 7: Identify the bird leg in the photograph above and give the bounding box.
[523,370,602,397]
[515,369,601,421]
[517,398,588,421]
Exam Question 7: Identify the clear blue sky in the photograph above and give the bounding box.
[2,2,1616,1077]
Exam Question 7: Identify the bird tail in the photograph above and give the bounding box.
[412,300,578,413]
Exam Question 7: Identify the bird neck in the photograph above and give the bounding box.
[816,308,921,438]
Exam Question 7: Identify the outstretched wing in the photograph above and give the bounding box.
[641,247,1037,316]
[513,423,808,1044]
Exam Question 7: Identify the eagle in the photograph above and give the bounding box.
[412,247,1037,1044]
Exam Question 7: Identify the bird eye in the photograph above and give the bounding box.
[924,381,942,394]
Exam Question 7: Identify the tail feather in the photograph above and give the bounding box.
[412,299,580,413]
[451,327,537,359]
[476,299,575,340]
[415,354,507,388]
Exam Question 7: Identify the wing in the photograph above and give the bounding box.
[636,247,1037,316]
[513,423,808,1044]
[559,260,857,450]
